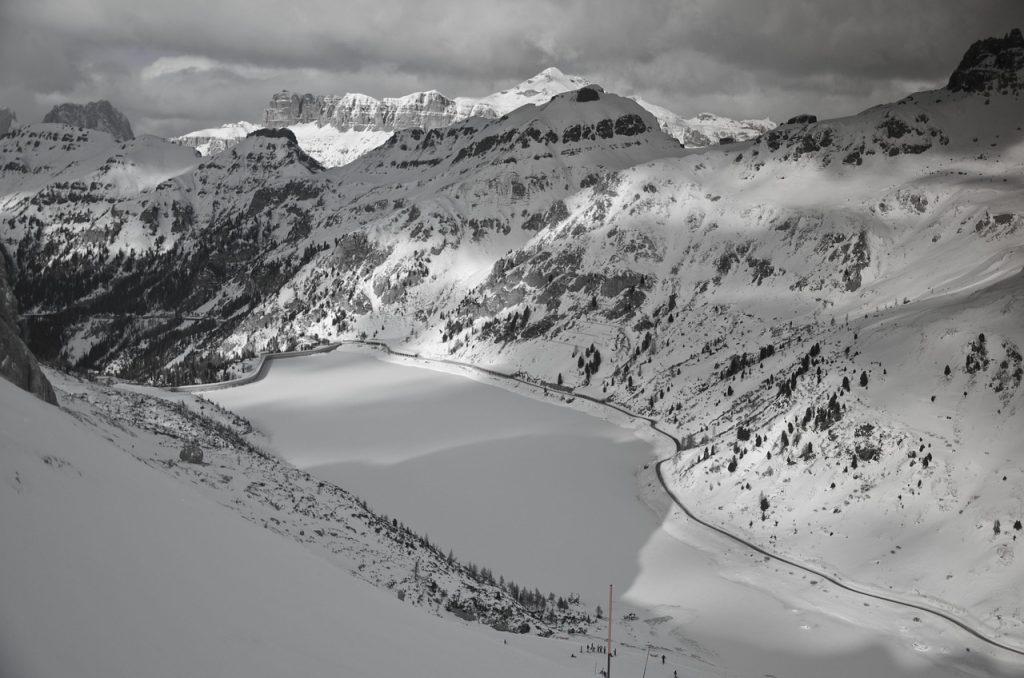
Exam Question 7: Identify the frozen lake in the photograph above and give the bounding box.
[207,346,662,600]
[207,345,1024,678]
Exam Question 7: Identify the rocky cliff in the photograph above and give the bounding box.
[43,100,134,141]
[264,68,592,133]
[947,28,1024,93]
[246,68,774,166]
[0,108,17,136]
[0,244,56,404]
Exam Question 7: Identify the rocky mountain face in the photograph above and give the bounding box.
[3,31,1024,643]
[0,244,56,404]
[42,100,134,141]
[176,67,772,166]
[0,108,17,136]
[947,28,1024,93]
[263,67,592,131]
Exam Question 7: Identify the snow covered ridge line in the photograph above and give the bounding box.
[180,339,1024,658]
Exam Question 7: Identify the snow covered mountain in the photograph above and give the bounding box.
[171,120,259,156]
[263,67,594,131]
[173,67,772,166]
[3,28,1024,652]
[633,97,775,146]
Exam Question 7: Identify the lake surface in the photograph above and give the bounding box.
[207,346,662,600]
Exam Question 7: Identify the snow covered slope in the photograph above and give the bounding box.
[634,97,775,146]
[170,120,258,155]
[0,371,598,677]
[453,66,593,118]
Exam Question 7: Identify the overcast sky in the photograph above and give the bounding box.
[1,0,1021,137]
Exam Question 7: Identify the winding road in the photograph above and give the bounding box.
[176,338,1024,659]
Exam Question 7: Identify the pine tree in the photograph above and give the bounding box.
[859,370,869,388]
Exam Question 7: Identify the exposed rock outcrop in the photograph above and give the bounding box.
[43,100,134,141]
[0,245,57,404]
[786,114,817,125]
[0,108,17,136]
[947,28,1024,93]
[265,90,471,132]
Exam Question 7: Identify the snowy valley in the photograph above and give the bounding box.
[2,21,1024,678]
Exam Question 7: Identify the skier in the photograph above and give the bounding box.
[662,654,666,664]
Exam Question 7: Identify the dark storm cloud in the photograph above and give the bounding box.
[1,0,1020,136]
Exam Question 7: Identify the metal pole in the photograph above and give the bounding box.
[607,584,612,678]
[641,645,651,678]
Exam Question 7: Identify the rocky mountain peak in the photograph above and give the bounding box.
[512,67,590,93]
[240,127,323,172]
[194,69,773,167]
[947,28,1024,93]
[42,100,134,141]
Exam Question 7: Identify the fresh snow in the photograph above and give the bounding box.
[0,374,598,678]
[288,122,393,168]
[170,120,259,155]
[205,345,1024,678]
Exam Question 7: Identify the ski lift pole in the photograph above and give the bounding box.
[641,645,651,678]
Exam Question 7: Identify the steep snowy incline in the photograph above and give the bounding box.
[0,374,596,678]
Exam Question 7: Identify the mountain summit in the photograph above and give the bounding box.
[261,67,594,134]
[947,27,1024,93]
[172,68,774,166]
[42,100,134,141]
